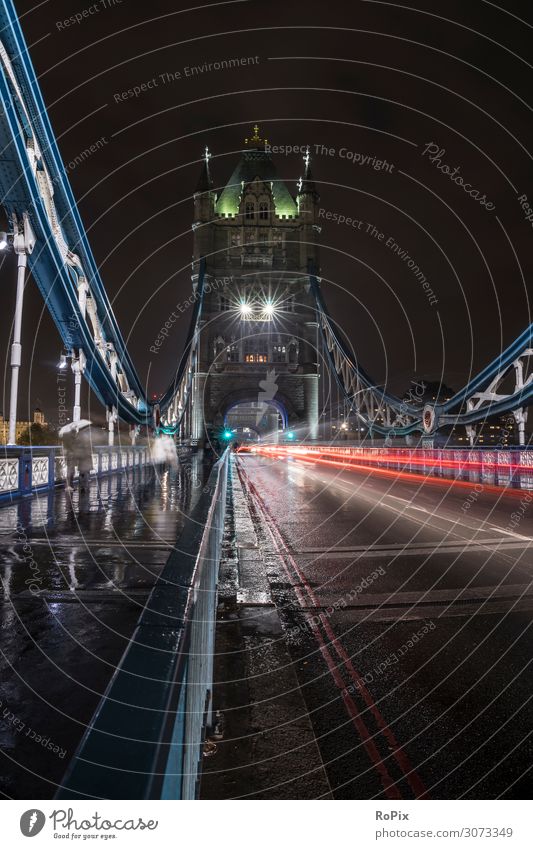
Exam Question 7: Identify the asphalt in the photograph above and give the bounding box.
[0,457,209,800]
[202,453,533,800]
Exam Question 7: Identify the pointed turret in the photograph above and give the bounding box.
[196,145,213,193]
[298,147,320,201]
[193,146,216,266]
[297,147,320,271]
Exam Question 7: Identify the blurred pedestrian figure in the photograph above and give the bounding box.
[151,435,178,469]
[59,420,93,493]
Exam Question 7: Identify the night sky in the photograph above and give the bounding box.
[1,0,532,427]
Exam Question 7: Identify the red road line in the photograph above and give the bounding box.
[238,458,429,800]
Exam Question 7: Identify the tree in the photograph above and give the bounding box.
[18,423,59,446]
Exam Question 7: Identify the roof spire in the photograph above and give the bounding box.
[244,123,268,148]
[298,146,319,199]
[196,145,213,193]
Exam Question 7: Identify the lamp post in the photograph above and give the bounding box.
[2,213,36,445]
[71,350,86,423]
[58,349,86,425]
[107,405,117,446]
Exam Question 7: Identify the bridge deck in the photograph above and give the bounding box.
[0,459,209,799]
[202,454,533,800]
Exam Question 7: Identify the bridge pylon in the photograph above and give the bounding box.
[189,133,321,445]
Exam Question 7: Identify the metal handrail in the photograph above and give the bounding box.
[56,449,230,800]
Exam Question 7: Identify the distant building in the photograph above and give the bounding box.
[33,407,45,426]
[456,413,517,447]
[404,380,520,446]
[0,408,48,444]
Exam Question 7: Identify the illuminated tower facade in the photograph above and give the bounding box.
[191,126,320,444]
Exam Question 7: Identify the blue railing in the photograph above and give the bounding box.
[0,444,152,502]
[56,448,230,800]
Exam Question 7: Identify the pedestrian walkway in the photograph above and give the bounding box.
[201,458,332,799]
[0,458,208,799]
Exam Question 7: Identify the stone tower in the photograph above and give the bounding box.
[191,126,320,445]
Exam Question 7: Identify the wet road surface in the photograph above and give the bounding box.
[0,459,208,799]
[203,453,533,800]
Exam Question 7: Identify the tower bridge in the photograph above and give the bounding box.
[187,128,320,445]
[0,0,532,806]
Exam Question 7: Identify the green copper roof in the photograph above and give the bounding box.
[215,150,298,217]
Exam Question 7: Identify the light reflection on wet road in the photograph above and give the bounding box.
[205,454,533,800]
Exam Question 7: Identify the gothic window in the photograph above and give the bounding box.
[259,233,269,253]
[259,201,269,220]
[245,230,256,253]
[244,338,268,364]
[214,335,226,360]
[288,339,298,364]
[227,344,240,363]
[219,296,230,311]
[272,345,286,363]
[245,353,268,364]
[245,201,255,221]
[231,232,241,247]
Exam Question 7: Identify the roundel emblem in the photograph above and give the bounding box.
[20,810,46,837]
[422,405,436,433]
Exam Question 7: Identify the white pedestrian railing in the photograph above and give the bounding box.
[0,444,153,501]
[248,444,533,491]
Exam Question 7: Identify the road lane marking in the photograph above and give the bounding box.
[293,539,530,561]
[296,538,523,553]
[306,467,525,546]
[239,460,428,800]
[490,527,532,542]
[292,583,533,609]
